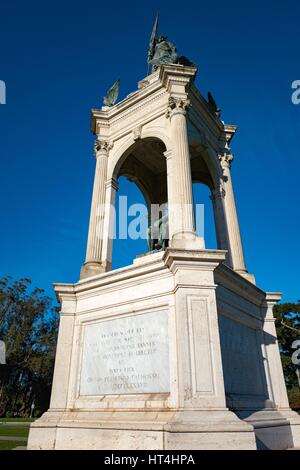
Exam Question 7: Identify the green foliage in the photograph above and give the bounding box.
[0,277,59,417]
[288,386,300,411]
[274,300,300,410]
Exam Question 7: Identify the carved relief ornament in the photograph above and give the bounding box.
[94,139,114,155]
[166,96,191,118]
[219,152,234,171]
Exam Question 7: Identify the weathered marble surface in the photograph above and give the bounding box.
[80,310,170,395]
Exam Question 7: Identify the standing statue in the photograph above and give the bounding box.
[147,14,196,73]
[147,209,169,252]
[207,91,221,118]
[150,36,178,71]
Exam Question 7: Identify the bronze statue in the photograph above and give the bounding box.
[150,36,178,71]
[147,210,169,252]
[103,79,120,107]
[147,15,196,73]
[207,91,221,118]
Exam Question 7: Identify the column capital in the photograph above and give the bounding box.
[166,96,191,119]
[94,138,114,157]
[219,152,234,171]
[264,292,282,308]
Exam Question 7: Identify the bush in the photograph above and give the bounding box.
[288,386,300,412]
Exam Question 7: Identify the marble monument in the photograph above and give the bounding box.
[28,29,300,450]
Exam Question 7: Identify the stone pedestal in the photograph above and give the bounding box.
[28,250,300,450]
[28,250,257,450]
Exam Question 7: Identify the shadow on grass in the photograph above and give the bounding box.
[0,440,27,450]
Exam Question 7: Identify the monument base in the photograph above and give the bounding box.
[27,409,256,450]
[236,409,300,450]
[28,249,300,450]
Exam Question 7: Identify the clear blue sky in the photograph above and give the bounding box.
[0,0,299,303]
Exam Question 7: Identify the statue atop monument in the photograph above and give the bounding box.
[147,14,195,73]
[207,91,221,118]
[150,35,178,71]
[103,79,120,107]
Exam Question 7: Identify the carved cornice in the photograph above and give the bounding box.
[94,139,114,156]
[166,96,191,118]
[96,121,109,134]
[224,124,238,145]
[109,90,166,131]
[160,65,197,93]
[138,79,150,90]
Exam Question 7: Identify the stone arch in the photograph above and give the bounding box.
[109,135,169,268]
[190,144,229,253]
[190,144,223,191]
[108,129,171,184]
[111,136,168,207]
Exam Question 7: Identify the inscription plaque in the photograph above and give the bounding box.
[80,310,170,395]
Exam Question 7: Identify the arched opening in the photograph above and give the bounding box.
[190,145,220,249]
[113,177,148,269]
[192,182,217,249]
[112,137,167,269]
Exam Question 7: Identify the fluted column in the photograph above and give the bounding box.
[210,187,233,267]
[166,97,197,248]
[219,153,246,273]
[100,177,118,272]
[80,139,113,279]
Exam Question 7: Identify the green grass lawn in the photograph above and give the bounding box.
[0,440,26,450]
[0,426,29,438]
[0,418,34,422]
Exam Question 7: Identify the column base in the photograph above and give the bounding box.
[235,269,256,285]
[170,234,205,250]
[236,408,300,450]
[80,261,107,279]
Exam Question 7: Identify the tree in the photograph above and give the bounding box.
[0,277,59,417]
[274,300,300,411]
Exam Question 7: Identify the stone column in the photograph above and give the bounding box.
[260,293,300,447]
[219,153,247,274]
[81,139,113,279]
[166,97,198,248]
[210,187,233,267]
[100,178,118,272]
[261,293,290,409]
[164,149,175,244]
